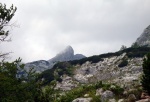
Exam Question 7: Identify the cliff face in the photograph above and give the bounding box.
[135,25,150,46]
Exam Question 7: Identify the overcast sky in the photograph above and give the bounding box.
[1,0,150,63]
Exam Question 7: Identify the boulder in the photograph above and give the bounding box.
[84,94,89,97]
[96,88,104,96]
[118,99,125,102]
[109,98,116,102]
[72,98,92,102]
[101,90,114,102]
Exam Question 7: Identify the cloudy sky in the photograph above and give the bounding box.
[1,0,150,63]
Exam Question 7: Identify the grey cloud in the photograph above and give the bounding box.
[1,0,150,62]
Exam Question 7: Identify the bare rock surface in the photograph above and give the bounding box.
[136,99,150,102]
[101,90,114,102]
[72,98,92,102]
[136,25,150,47]
[55,75,78,91]
[73,53,143,89]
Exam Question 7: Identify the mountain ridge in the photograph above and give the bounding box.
[25,46,86,73]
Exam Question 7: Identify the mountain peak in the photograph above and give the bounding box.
[25,46,86,73]
[62,45,74,55]
[49,46,85,62]
[135,25,150,47]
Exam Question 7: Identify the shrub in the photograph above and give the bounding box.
[118,59,128,68]
[141,53,150,95]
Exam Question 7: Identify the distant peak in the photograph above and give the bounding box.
[135,25,150,47]
[65,45,73,51]
[57,45,74,56]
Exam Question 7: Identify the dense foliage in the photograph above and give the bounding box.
[141,53,150,95]
[0,4,44,102]
[0,59,43,102]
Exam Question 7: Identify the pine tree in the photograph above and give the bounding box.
[0,3,17,60]
[141,53,150,94]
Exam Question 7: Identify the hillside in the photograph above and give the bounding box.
[39,47,150,84]
[36,46,150,102]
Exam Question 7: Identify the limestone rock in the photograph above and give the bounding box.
[55,75,78,91]
[109,98,116,102]
[49,46,85,62]
[96,88,104,96]
[72,98,92,102]
[84,94,89,97]
[101,90,114,102]
[118,99,125,102]
[136,99,150,102]
[136,25,150,47]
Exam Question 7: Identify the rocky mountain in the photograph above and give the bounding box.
[48,46,85,63]
[135,25,150,46]
[39,47,150,102]
[41,47,150,84]
[25,46,86,73]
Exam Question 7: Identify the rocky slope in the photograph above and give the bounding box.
[135,25,150,47]
[25,46,86,73]
[55,53,143,91]
[44,47,150,102]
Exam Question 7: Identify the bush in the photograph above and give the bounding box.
[118,59,128,68]
[141,53,150,95]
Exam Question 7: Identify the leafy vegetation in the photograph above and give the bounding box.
[141,53,150,95]
[0,58,43,102]
[55,81,124,102]
[120,45,127,51]
[118,59,128,68]
[0,3,17,60]
[131,42,140,48]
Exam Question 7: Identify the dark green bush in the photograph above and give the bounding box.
[118,60,128,68]
[141,53,150,95]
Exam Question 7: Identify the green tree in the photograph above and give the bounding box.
[0,58,42,102]
[131,42,140,48]
[0,4,45,101]
[141,53,150,95]
[120,45,127,51]
[0,3,17,60]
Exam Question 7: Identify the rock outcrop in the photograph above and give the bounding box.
[101,90,114,102]
[73,53,143,87]
[55,75,78,91]
[136,99,150,102]
[136,25,150,47]
[72,98,92,102]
